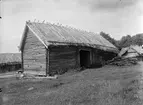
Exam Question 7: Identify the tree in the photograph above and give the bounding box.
[100,31,118,48]
[119,34,143,47]
[100,32,143,49]
[119,35,132,48]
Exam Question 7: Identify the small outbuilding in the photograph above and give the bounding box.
[0,53,21,73]
[19,21,118,76]
[118,45,143,60]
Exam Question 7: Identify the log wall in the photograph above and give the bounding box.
[49,46,116,75]
[92,49,104,67]
[49,46,78,75]
[22,29,46,75]
[92,49,116,67]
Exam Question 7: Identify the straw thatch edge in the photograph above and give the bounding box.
[48,41,118,53]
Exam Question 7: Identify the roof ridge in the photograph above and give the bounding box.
[26,20,99,36]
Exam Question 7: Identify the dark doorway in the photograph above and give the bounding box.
[80,50,90,68]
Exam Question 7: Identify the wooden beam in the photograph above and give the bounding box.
[21,51,24,71]
[46,48,50,76]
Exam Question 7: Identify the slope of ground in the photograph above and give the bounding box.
[1,62,143,105]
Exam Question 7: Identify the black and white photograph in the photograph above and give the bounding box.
[0,0,143,105]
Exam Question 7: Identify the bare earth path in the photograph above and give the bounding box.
[0,62,143,105]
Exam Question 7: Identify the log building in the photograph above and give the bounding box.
[19,21,118,76]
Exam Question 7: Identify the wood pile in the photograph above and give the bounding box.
[107,57,138,66]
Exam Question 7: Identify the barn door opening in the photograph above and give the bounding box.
[80,50,90,68]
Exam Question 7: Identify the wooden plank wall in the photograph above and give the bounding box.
[49,46,78,75]
[92,49,103,67]
[49,46,116,75]
[92,49,116,67]
[23,29,46,75]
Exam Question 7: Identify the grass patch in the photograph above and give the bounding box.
[1,62,143,105]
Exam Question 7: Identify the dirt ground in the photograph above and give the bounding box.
[0,62,143,105]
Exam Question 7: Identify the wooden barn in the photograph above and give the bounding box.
[0,53,21,73]
[19,21,118,76]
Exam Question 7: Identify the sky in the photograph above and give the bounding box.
[0,0,143,53]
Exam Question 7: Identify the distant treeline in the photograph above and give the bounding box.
[100,32,143,49]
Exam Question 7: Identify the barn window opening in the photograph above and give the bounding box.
[80,50,90,68]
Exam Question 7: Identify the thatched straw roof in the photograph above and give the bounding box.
[20,21,118,53]
[0,53,21,65]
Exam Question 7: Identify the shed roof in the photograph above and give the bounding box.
[118,45,143,57]
[20,21,118,53]
[0,53,21,64]
[131,45,143,54]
